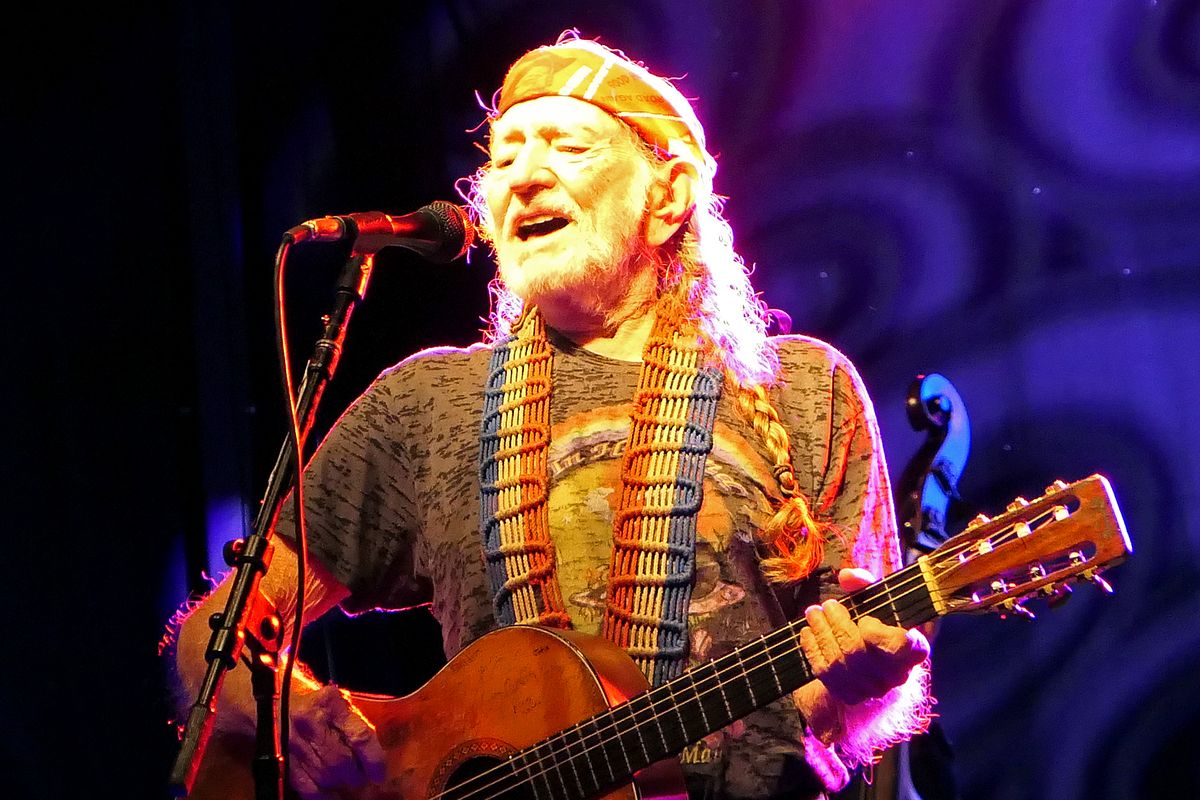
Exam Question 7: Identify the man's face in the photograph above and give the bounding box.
[483,95,656,315]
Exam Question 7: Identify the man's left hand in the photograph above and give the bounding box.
[799,568,930,706]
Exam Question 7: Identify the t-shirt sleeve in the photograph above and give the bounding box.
[812,350,902,580]
[275,365,431,615]
[783,342,932,785]
[771,338,902,606]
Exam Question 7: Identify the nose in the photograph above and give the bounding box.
[507,143,555,198]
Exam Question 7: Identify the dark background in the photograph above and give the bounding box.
[8,1,1199,798]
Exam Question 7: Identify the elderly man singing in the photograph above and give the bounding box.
[171,33,931,800]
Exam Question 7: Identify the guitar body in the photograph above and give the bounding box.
[354,626,686,800]
[188,475,1128,800]
[193,626,686,800]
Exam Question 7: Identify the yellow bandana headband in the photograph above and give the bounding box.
[495,35,716,182]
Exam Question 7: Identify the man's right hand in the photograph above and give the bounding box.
[174,535,372,798]
[287,684,387,800]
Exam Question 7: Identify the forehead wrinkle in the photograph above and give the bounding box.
[492,120,611,145]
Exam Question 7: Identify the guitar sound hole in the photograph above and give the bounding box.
[442,756,537,800]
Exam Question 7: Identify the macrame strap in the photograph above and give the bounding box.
[479,304,723,686]
[479,309,570,628]
[602,311,723,685]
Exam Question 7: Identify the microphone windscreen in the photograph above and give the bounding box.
[423,201,475,263]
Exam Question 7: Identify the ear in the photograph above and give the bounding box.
[645,158,697,248]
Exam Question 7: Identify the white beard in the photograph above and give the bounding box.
[494,185,655,325]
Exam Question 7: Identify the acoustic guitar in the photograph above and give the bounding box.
[193,474,1130,800]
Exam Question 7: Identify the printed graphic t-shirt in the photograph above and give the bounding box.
[281,331,900,799]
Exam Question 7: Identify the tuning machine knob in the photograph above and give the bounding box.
[1044,584,1073,608]
[1070,551,1115,594]
[999,598,1036,620]
[1085,570,1114,594]
[1044,479,1068,496]
[1006,496,1029,512]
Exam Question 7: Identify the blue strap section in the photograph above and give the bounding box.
[653,364,723,685]
[479,335,517,627]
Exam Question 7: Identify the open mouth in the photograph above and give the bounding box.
[515,214,571,241]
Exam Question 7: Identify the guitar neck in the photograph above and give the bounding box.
[508,563,937,800]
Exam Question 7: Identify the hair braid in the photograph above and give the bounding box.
[733,381,837,583]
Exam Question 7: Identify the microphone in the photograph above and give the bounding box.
[285,200,475,263]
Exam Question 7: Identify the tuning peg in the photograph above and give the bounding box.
[970,513,991,528]
[1044,479,1068,495]
[1006,496,1029,511]
[1085,571,1114,594]
[1045,584,1073,608]
[1000,600,1036,620]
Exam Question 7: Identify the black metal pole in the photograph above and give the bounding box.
[168,248,376,798]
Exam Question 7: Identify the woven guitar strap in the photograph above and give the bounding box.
[479,304,722,685]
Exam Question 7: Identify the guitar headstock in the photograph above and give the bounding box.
[920,474,1131,618]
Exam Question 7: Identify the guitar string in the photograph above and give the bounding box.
[429,508,1070,800]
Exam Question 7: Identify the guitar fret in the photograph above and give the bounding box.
[553,739,572,799]
[517,747,546,800]
[652,690,681,758]
[560,726,585,798]
[608,704,635,777]
[587,714,616,787]
[843,589,864,619]
[637,692,665,760]
[532,741,557,800]
[716,655,755,721]
[640,687,685,764]
[738,649,758,708]
[751,631,792,706]
[699,661,729,732]
[573,721,600,797]
[843,564,935,630]
[788,629,811,682]
[660,677,687,750]
[885,580,902,627]
[629,698,651,764]
[765,636,784,695]
[717,671,733,718]
[689,670,711,732]
[540,738,566,800]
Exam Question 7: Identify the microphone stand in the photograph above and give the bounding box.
[169,248,376,799]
